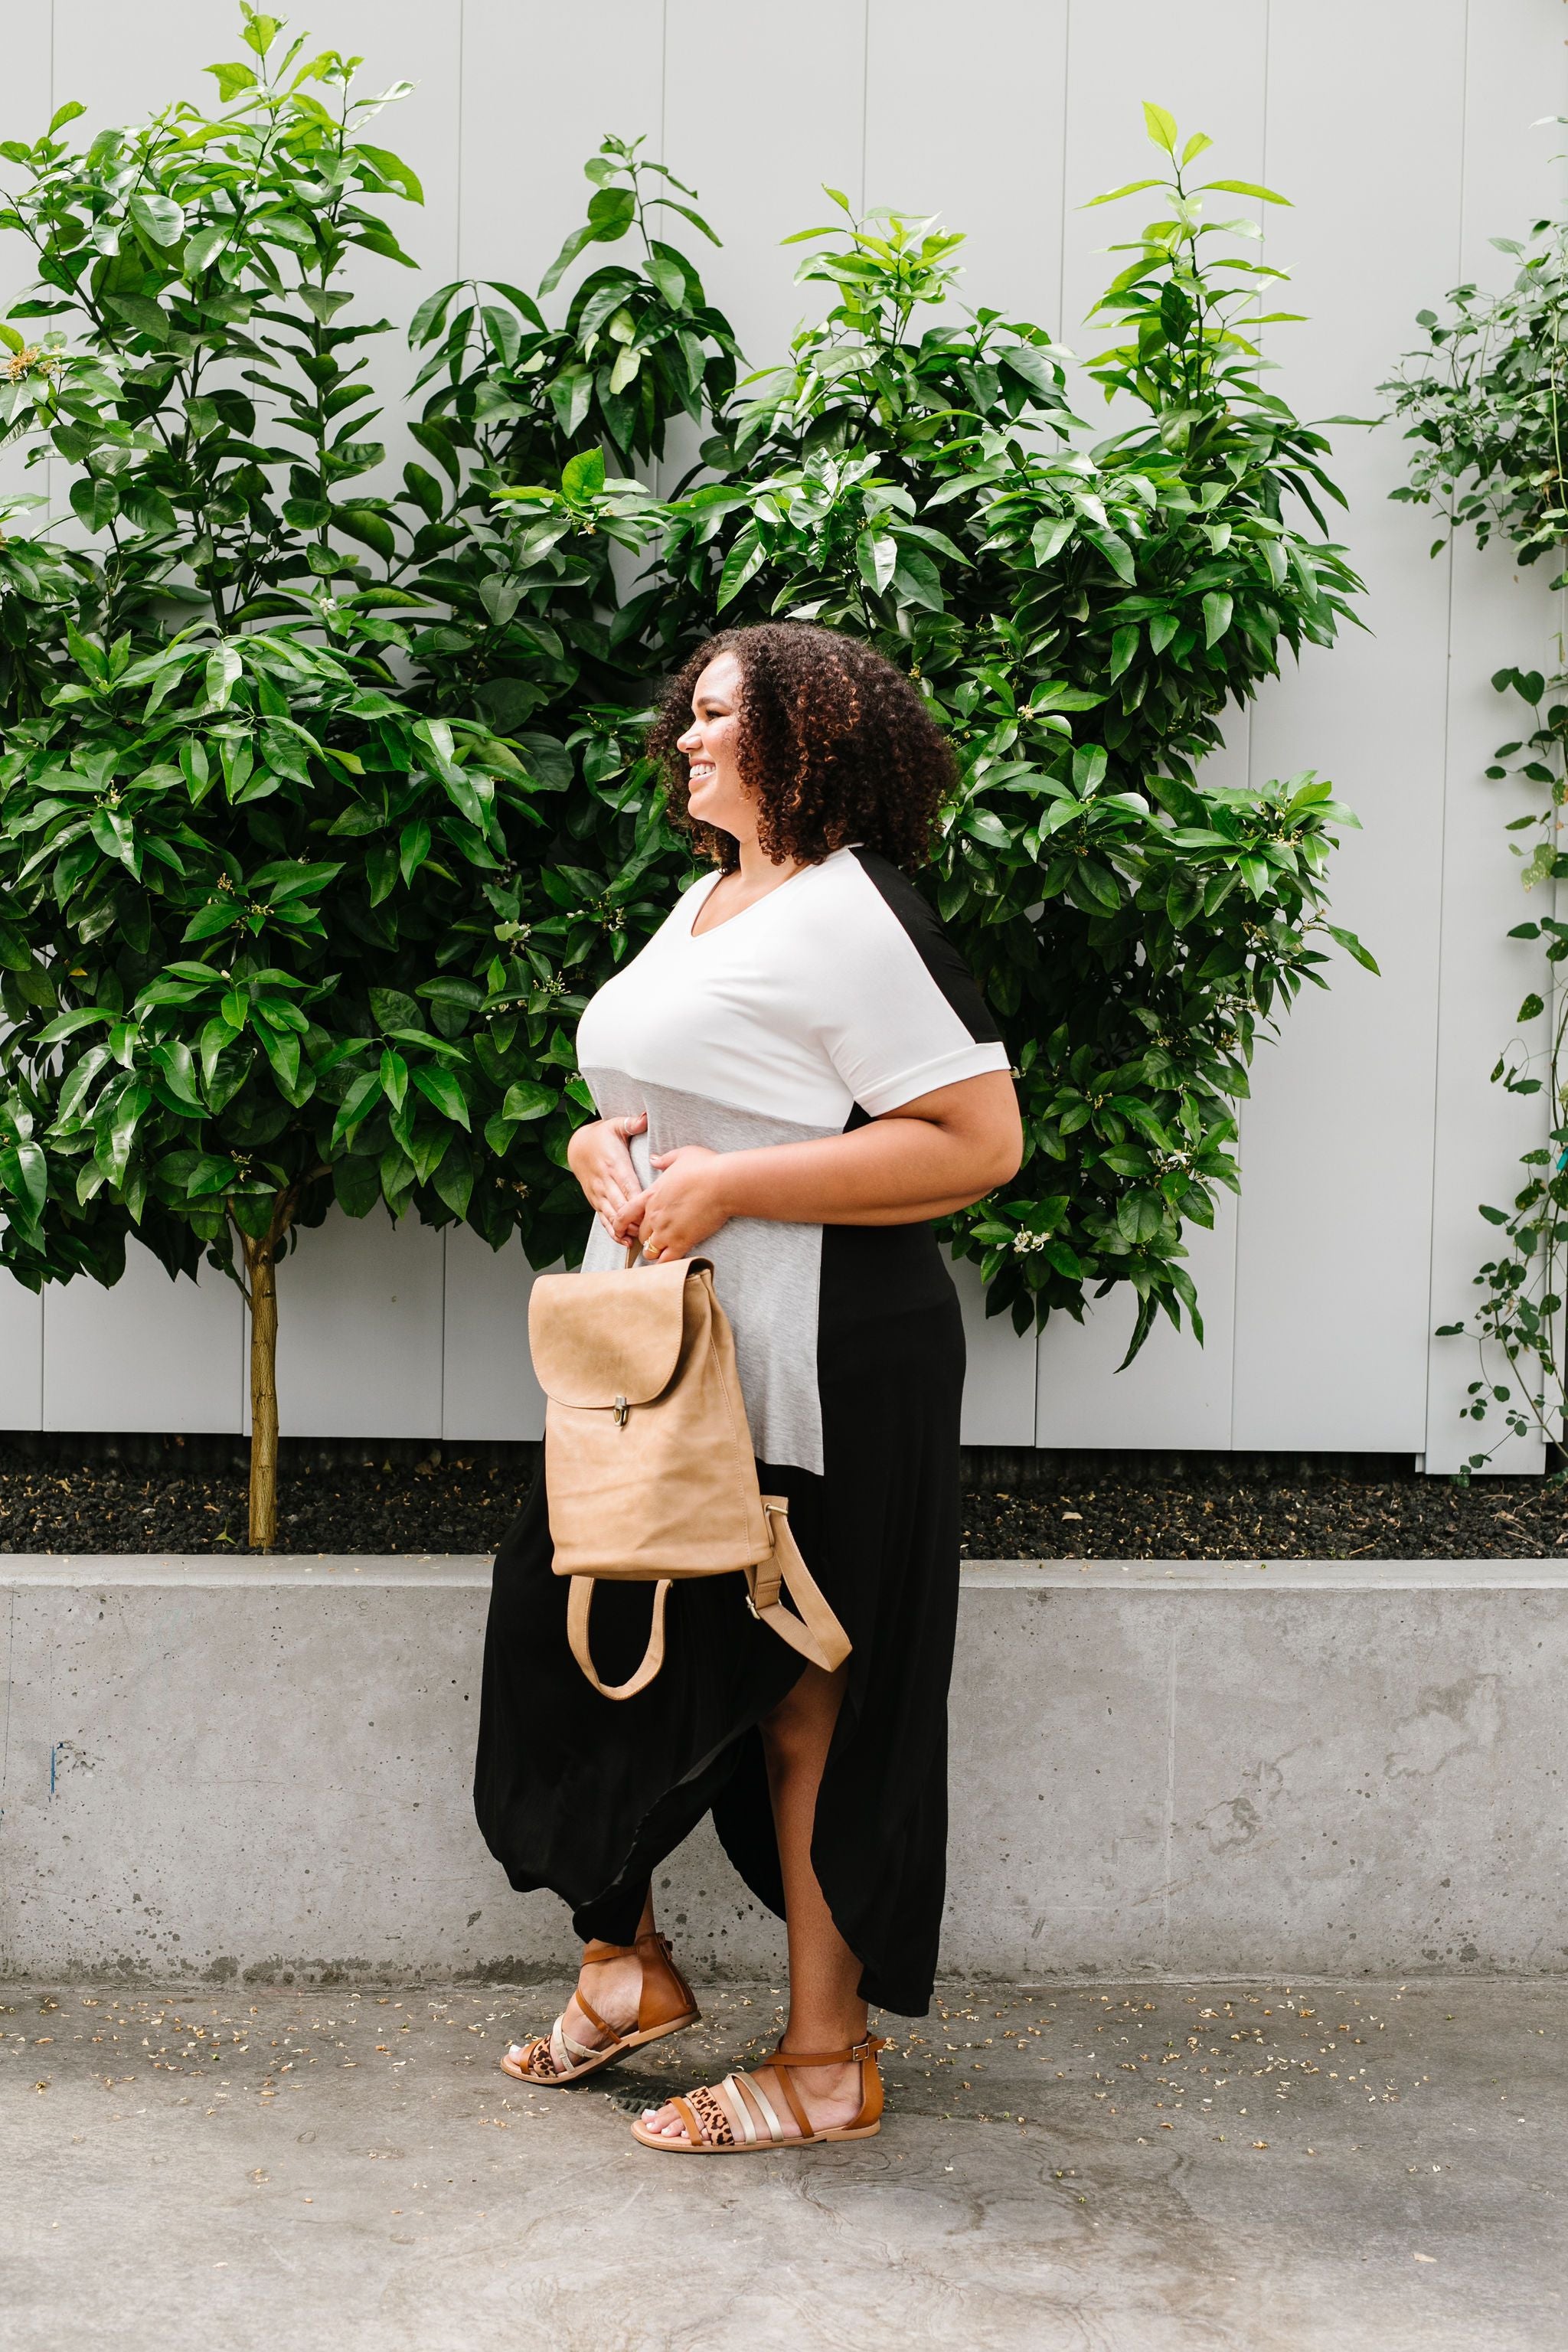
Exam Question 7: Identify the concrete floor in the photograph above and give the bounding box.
[2,1976,1563,2352]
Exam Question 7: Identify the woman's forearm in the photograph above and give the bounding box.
[711,1113,1011,1228]
[622,1073,1023,1256]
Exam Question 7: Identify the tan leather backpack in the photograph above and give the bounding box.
[528,1250,851,1700]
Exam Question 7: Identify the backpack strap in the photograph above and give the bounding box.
[746,1498,851,1673]
[566,1575,672,1700]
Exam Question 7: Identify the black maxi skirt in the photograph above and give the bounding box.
[472,1222,965,2018]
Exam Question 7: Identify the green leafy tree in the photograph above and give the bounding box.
[0,633,547,1544]
[0,13,662,1544]
[661,106,1373,1354]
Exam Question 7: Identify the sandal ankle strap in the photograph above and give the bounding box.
[770,2035,886,2069]
[583,1930,677,1964]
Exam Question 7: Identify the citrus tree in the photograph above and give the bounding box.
[0,11,671,1542]
[659,107,1373,1353]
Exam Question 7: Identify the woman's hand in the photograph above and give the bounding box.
[618,1144,730,1260]
[567,1112,648,1237]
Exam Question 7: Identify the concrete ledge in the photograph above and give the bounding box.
[3,1558,1565,1983]
[8,1551,1568,1587]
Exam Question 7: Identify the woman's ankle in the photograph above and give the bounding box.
[779,2020,868,2059]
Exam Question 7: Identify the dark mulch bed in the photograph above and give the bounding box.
[959,1459,1568,1561]
[0,1435,1565,1558]
[0,1436,536,1558]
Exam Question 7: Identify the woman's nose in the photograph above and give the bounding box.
[677,725,701,751]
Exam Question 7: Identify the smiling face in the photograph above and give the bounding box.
[675,650,755,844]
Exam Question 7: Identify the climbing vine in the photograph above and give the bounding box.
[1385,188,1568,1469]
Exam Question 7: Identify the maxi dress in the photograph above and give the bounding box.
[472,845,1008,2016]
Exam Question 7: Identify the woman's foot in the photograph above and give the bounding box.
[503,1933,696,2084]
[636,2037,884,2148]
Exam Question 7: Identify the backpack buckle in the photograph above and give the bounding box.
[613,1395,629,1427]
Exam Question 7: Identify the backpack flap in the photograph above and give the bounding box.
[528,1256,708,1410]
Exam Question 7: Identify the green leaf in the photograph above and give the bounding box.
[539,188,636,293]
[204,644,243,709]
[335,505,396,560]
[129,191,186,247]
[562,446,606,499]
[717,523,765,610]
[333,1155,382,1219]
[35,1006,111,1044]
[1142,101,1180,155]
[1201,590,1233,648]
[204,60,258,101]
[1084,528,1136,586]
[891,544,944,611]
[399,818,432,885]
[431,1139,474,1219]
[379,1047,409,1111]
[332,1071,383,1145]
[1028,682,1107,714]
[183,900,243,942]
[501,1080,556,1122]
[370,987,423,1035]
[412,1063,471,1129]
[1081,177,1163,210]
[409,278,462,345]
[1202,178,1292,206]
[857,529,898,597]
[998,345,1063,399]
[0,1139,47,1218]
[357,142,423,204]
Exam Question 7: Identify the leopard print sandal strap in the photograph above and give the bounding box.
[632,2037,887,2153]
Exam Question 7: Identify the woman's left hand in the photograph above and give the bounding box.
[615,1145,730,1260]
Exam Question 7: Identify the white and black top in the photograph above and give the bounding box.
[575,844,1008,1472]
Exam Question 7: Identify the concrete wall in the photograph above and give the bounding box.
[4,1557,1565,1983]
[2,2,1566,1466]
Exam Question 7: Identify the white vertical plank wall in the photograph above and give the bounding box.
[1236,0,1471,1457]
[2,1,1565,1459]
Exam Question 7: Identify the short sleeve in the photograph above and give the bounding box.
[813,851,1010,1117]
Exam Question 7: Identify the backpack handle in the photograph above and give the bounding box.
[567,1574,672,1700]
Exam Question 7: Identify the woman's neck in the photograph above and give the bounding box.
[731,834,802,893]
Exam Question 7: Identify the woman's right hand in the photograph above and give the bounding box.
[567,1112,648,1238]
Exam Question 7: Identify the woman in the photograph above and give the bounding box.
[473,620,1021,2154]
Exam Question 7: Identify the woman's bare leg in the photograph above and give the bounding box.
[640,1660,867,2137]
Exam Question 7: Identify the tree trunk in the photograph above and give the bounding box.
[241,1227,281,1553]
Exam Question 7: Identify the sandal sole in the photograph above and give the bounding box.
[501,2009,700,2088]
[629,2118,881,2153]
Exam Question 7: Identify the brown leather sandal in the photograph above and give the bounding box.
[501,1931,699,2086]
[629,2034,887,2152]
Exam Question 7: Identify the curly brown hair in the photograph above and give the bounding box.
[646,622,955,874]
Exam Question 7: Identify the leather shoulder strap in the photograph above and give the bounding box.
[745,1500,851,1674]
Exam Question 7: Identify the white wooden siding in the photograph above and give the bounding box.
[2,0,1564,1459]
